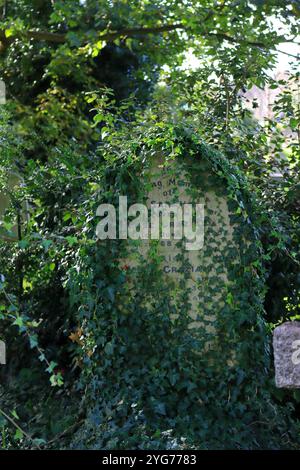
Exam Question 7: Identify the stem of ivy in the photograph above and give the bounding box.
[0,408,41,449]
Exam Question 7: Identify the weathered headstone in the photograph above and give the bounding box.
[0,340,6,365]
[146,158,233,329]
[273,322,300,389]
[124,155,240,344]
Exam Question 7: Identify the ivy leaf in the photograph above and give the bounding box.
[226,293,234,305]
[11,410,20,420]
[18,240,29,249]
[42,240,53,251]
[29,334,38,349]
[0,414,7,426]
[13,316,24,328]
[66,236,78,246]
[49,263,56,271]
[66,32,81,47]
[104,341,114,355]
[5,29,14,38]
[107,286,115,302]
[155,402,166,416]
[14,428,23,441]
[46,361,57,374]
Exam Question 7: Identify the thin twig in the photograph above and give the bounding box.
[47,418,85,445]
[0,407,41,449]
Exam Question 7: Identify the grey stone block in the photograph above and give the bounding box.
[273,321,300,389]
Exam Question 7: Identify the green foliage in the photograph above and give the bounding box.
[158,65,299,324]
[0,0,298,158]
[2,100,299,448]
[0,0,299,450]
[65,115,299,449]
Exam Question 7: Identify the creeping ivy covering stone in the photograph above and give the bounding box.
[67,123,299,449]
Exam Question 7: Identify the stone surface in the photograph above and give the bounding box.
[124,156,240,338]
[273,322,300,389]
[0,340,6,365]
[144,159,231,329]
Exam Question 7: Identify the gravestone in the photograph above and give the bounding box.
[0,340,6,365]
[273,322,300,389]
[123,155,241,345]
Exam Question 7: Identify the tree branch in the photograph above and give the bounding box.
[206,32,266,48]
[0,22,290,57]
[0,23,184,49]
[99,23,184,41]
[0,29,65,45]
[276,49,299,59]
